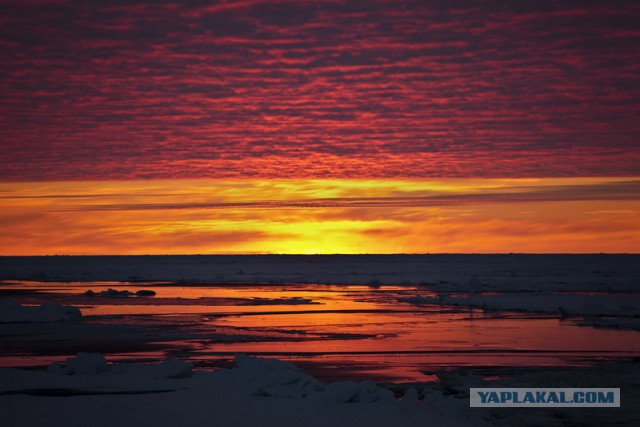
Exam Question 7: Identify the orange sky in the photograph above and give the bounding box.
[2,2,639,255]
[1,178,638,255]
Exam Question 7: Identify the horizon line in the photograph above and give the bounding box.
[1,253,638,257]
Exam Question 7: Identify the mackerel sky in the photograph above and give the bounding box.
[1,0,639,180]
[1,1,639,254]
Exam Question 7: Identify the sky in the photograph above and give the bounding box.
[1,0,639,254]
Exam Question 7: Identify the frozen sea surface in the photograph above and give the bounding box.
[1,254,639,291]
[0,255,638,426]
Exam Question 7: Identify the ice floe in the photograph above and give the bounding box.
[0,354,492,427]
[0,299,81,323]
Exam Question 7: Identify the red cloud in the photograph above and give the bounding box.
[1,0,639,180]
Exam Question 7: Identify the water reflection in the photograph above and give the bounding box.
[1,281,638,382]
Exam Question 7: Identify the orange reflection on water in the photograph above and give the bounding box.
[209,312,640,354]
[2,282,639,382]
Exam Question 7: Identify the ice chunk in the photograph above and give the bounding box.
[235,354,302,374]
[397,387,419,411]
[234,354,324,398]
[135,289,156,296]
[84,288,132,297]
[0,299,82,323]
[240,296,319,305]
[49,352,109,375]
[397,295,438,304]
[46,353,194,379]
[155,359,192,378]
[85,288,156,297]
[322,380,394,403]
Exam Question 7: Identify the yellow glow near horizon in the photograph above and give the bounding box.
[0,178,638,255]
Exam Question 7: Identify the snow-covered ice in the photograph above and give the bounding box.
[2,353,635,427]
[398,292,640,330]
[0,298,82,323]
[399,293,639,317]
[0,255,638,426]
[239,296,321,305]
[47,352,110,375]
[47,352,193,379]
[84,288,156,297]
[2,254,638,291]
[0,354,493,427]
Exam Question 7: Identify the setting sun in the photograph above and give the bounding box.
[1,178,638,255]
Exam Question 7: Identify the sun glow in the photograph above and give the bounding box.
[1,178,638,255]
